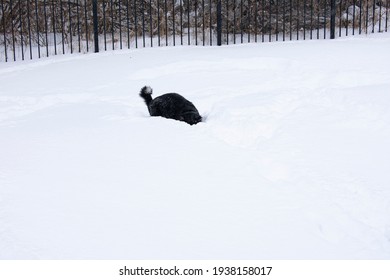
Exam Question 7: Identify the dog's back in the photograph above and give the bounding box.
[140,86,202,125]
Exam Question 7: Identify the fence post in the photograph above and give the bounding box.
[92,0,99,52]
[217,0,222,45]
[330,0,336,39]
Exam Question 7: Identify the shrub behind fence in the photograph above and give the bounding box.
[1,0,389,62]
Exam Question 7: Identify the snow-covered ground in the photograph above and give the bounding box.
[1,33,390,259]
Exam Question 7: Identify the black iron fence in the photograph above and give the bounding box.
[1,0,389,62]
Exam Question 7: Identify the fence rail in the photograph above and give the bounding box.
[1,0,389,62]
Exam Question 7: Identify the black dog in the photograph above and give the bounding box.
[139,86,202,125]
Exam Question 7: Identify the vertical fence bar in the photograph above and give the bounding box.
[352,1,356,35]
[290,0,293,40]
[164,0,167,46]
[164,0,169,46]
[283,0,286,41]
[10,0,16,61]
[172,0,175,46]
[43,0,49,57]
[234,0,237,44]
[316,0,319,39]
[194,0,198,46]
[157,0,160,46]
[330,0,336,39]
[150,0,153,47]
[68,0,73,53]
[203,0,205,45]
[5,2,16,62]
[51,0,57,55]
[119,0,122,49]
[339,1,343,37]
[275,0,278,41]
[27,0,33,59]
[35,0,40,58]
[217,0,222,45]
[110,0,114,49]
[103,0,107,50]
[134,0,138,48]
[262,0,265,42]
[249,0,252,43]
[226,0,230,45]
[296,0,300,40]
[9,0,16,61]
[1,0,7,62]
[346,1,349,36]
[44,0,49,57]
[126,0,130,49]
[61,0,65,54]
[378,0,382,32]
[303,0,306,40]
[76,0,81,52]
[386,0,389,32]
[323,0,326,39]
[19,0,24,60]
[255,0,258,42]
[187,0,190,45]
[241,0,243,43]
[365,0,369,34]
[310,0,313,39]
[60,0,65,54]
[269,0,272,42]
[180,0,183,45]
[209,0,212,45]
[142,0,146,47]
[93,0,99,52]
[158,0,161,46]
[372,1,375,33]
[270,0,273,42]
[359,0,362,34]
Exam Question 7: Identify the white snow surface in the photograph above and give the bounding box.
[1,33,390,259]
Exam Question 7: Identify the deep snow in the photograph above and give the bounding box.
[1,33,390,259]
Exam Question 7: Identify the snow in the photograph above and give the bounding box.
[1,33,390,259]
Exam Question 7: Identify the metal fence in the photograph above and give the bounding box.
[1,0,389,62]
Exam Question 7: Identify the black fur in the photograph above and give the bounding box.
[140,86,202,125]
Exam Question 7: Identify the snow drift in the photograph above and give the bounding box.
[1,33,390,259]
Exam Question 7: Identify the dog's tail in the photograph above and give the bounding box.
[140,86,153,106]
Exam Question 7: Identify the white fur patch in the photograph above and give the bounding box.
[144,86,153,95]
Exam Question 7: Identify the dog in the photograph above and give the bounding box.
[139,86,202,125]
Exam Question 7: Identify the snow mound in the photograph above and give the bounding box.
[1,33,390,259]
